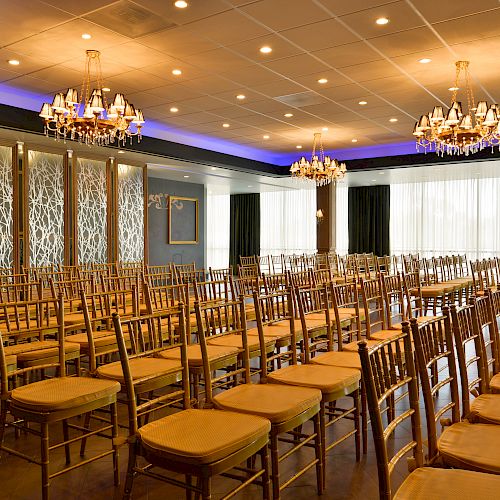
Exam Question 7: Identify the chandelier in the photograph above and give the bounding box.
[290,132,346,186]
[39,50,144,146]
[413,60,500,156]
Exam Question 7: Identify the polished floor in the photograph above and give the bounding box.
[0,386,437,500]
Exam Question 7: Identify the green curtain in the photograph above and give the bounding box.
[348,185,390,256]
[229,193,260,269]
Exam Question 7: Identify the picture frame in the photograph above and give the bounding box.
[168,195,199,244]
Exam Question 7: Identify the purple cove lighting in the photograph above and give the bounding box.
[0,83,422,166]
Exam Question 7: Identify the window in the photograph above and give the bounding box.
[260,188,316,255]
[206,192,230,268]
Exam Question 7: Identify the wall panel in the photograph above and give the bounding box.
[0,146,13,268]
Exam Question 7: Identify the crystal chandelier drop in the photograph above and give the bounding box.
[39,50,144,146]
[290,132,346,186]
[413,60,500,156]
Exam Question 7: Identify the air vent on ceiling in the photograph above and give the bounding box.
[274,91,328,107]
[84,0,177,39]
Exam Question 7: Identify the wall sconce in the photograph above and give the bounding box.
[316,208,324,224]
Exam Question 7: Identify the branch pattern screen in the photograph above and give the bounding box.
[28,151,64,266]
[0,146,13,269]
[118,164,144,262]
[77,158,108,264]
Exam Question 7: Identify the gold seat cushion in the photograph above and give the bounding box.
[139,408,270,465]
[311,351,361,370]
[489,373,500,393]
[247,325,291,340]
[421,285,454,296]
[469,394,500,424]
[438,421,500,473]
[16,342,80,363]
[392,316,439,329]
[343,339,381,352]
[267,364,360,398]
[66,330,118,349]
[5,354,16,370]
[96,357,182,388]
[64,312,85,326]
[395,467,500,500]
[10,376,120,411]
[213,383,321,424]
[159,344,239,367]
[207,334,275,355]
[5,340,79,358]
[370,329,402,342]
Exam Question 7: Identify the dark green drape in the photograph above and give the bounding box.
[229,193,260,269]
[348,185,390,256]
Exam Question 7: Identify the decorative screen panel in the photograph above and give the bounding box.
[118,164,144,262]
[77,158,108,264]
[0,146,13,269]
[28,150,64,266]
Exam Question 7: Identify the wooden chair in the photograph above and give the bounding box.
[196,295,323,499]
[208,266,232,281]
[359,324,500,500]
[0,294,120,500]
[113,308,272,500]
[411,313,500,474]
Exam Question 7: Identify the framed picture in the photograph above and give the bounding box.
[168,196,199,244]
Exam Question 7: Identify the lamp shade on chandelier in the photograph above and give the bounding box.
[290,132,346,186]
[413,60,500,156]
[39,50,144,146]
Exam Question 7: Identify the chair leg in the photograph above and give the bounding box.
[201,476,211,500]
[110,402,120,486]
[79,412,92,457]
[270,431,280,500]
[260,447,271,500]
[62,419,71,465]
[123,440,137,500]
[313,413,324,495]
[41,422,50,500]
[353,390,361,462]
[361,379,368,455]
[319,404,326,491]
[185,475,193,500]
[0,399,8,447]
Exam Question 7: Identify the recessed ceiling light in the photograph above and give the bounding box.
[102,87,110,92]
[248,185,253,188]
[376,17,389,25]
[174,0,188,8]
[170,107,179,113]
[318,78,328,84]
[172,69,182,75]
[260,46,272,54]
[284,113,293,117]
[371,179,377,182]
[211,167,217,170]
[183,175,190,178]
[222,123,230,128]
[8,59,20,66]
[389,118,398,122]
[419,58,432,64]
[296,145,302,149]
[358,100,368,105]
[322,127,329,132]
[236,94,246,100]
[379,171,385,175]
[81,33,92,40]
[351,138,358,143]
[263,135,270,139]
[448,86,459,91]
[118,150,125,154]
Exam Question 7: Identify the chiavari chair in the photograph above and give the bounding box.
[271,254,284,274]
[410,313,500,475]
[262,272,288,294]
[0,294,120,500]
[230,274,260,321]
[358,325,500,499]
[113,305,271,500]
[146,263,172,276]
[419,258,454,315]
[238,263,260,279]
[208,266,232,281]
[258,254,272,275]
[197,295,323,499]
[239,255,257,267]
[0,280,42,303]
[143,270,174,289]
[401,271,440,325]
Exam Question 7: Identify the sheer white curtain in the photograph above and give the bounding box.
[206,193,230,268]
[390,178,500,259]
[335,183,349,255]
[260,188,317,255]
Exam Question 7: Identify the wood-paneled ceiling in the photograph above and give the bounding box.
[2,0,500,160]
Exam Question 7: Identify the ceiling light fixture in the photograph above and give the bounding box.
[448,86,459,91]
[351,138,358,143]
[389,118,398,122]
[318,78,328,84]
[376,17,389,25]
[419,58,432,64]
[236,94,246,100]
[296,145,302,149]
[414,60,500,156]
[284,113,293,117]
[263,135,270,139]
[102,87,110,92]
[172,69,182,75]
[222,123,230,128]
[260,46,272,54]
[170,107,178,112]
[358,100,368,105]
[39,50,144,146]
[290,132,346,186]
[118,150,125,154]
[322,127,328,131]
[8,59,20,66]
[183,175,190,178]
[81,33,92,39]
[174,1,188,8]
